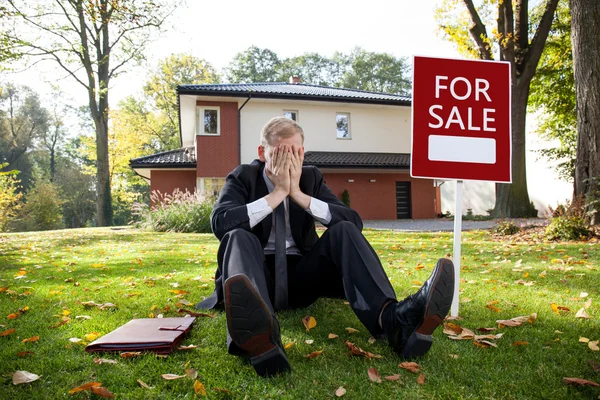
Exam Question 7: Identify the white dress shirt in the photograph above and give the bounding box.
[246,169,332,255]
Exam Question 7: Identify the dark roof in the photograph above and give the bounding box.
[177,82,411,106]
[129,147,196,168]
[304,151,410,169]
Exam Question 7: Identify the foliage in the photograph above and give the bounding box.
[0,163,22,231]
[133,190,215,233]
[277,52,342,86]
[492,221,520,236]
[548,196,587,219]
[341,189,351,208]
[545,216,591,241]
[529,0,576,182]
[226,46,282,83]
[463,209,493,221]
[16,180,64,231]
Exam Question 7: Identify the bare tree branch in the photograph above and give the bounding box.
[514,0,529,53]
[463,0,494,60]
[521,0,560,83]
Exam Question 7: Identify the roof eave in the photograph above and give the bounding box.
[128,163,197,169]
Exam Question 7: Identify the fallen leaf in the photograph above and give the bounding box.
[580,292,589,298]
[588,360,600,373]
[284,341,295,349]
[496,313,537,327]
[477,327,497,333]
[7,313,19,319]
[449,354,459,359]
[512,341,529,346]
[551,303,559,314]
[137,379,152,389]
[85,332,99,341]
[178,345,197,350]
[368,337,376,344]
[443,322,463,335]
[474,333,503,341]
[486,304,502,313]
[345,341,382,359]
[328,333,338,339]
[584,299,592,309]
[417,373,425,385]
[94,358,117,365]
[22,336,40,343]
[0,328,16,336]
[562,377,600,387]
[75,315,91,320]
[194,380,206,396]
[120,351,141,358]
[580,337,590,343]
[589,341,599,351]
[161,374,186,380]
[12,370,40,385]
[304,350,324,359]
[368,368,382,383]
[186,368,198,379]
[345,327,359,334]
[69,338,82,343]
[558,306,570,312]
[302,316,317,332]
[17,351,35,357]
[398,362,421,374]
[177,299,193,306]
[335,386,347,396]
[90,386,115,398]
[168,289,188,295]
[68,382,103,393]
[305,339,314,344]
[474,340,498,348]
[575,308,589,319]
[177,309,214,318]
[385,374,401,381]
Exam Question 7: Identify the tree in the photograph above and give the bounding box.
[570,0,600,224]
[437,0,559,217]
[277,53,342,86]
[335,47,411,95]
[226,46,282,83]
[17,179,64,231]
[529,0,576,183]
[2,0,177,226]
[0,163,22,232]
[143,53,220,149]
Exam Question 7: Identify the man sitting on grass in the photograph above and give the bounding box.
[197,117,454,377]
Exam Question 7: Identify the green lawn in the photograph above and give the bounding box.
[0,227,599,399]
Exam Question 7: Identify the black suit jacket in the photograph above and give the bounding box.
[197,159,362,309]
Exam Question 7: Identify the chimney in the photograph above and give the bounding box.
[289,75,301,84]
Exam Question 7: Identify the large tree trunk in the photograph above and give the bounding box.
[494,71,535,217]
[571,0,600,225]
[93,115,112,226]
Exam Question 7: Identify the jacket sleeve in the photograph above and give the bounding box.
[309,166,363,231]
[210,167,253,240]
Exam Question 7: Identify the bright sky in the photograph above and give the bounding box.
[7,0,459,104]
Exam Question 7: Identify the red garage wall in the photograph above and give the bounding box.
[322,172,439,220]
[150,170,196,200]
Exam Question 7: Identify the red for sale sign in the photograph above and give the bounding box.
[410,56,512,183]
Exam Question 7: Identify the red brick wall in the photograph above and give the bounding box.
[150,170,196,200]
[196,101,239,178]
[322,172,438,220]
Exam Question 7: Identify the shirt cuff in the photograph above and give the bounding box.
[307,197,332,225]
[247,198,273,228]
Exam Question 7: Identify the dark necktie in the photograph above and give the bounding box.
[274,202,288,310]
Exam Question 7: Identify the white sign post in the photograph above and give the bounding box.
[451,180,463,317]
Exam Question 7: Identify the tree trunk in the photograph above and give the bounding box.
[494,75,535,217]
[50,147,55,182]
[571,0,600,225]
[94,115,112,226]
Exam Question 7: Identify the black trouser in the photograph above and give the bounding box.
[217,221,397,354]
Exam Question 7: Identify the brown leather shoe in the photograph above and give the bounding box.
[224,274,291,377]
[383,258,454,357]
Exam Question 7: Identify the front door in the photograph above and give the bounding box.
[396,181,411,219]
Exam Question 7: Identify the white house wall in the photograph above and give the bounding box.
[180,95,197,148]
[240,100,411,164]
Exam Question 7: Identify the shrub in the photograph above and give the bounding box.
[341,189,351,208]
[16,180,64,231]
[545,216,591,241]
[0,165,23,232]
[492,220,520,236]
[133,189,215,233]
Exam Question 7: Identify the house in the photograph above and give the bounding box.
[130,77,443,220]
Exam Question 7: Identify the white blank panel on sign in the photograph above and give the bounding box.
[428,135,496,164]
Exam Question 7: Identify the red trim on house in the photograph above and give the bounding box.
[322,172,439,220]
[196,101,239,178]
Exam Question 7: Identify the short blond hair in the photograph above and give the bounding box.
[260,117,304,147]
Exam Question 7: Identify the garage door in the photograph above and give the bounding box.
[396,181,411,219]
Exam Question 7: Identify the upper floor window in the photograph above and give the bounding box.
[197,106,220,135]
[283,110,298,122]
[336,112,351,139]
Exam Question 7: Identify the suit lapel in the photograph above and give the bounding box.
[255,164,272,244]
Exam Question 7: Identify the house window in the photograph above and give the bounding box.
[201,177,226,198]
[196,106,220,135]
[283,110,298,122]
[336,112,350,139]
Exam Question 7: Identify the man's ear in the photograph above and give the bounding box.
[258,145,266,162]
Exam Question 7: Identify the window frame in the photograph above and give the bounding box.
[283,109,299,122]
[196,106,221,136]
[336,112,351,139]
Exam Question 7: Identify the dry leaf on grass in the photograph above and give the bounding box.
[335,386,346,397]
[305,350,323,359]
[69,338,82,343]
[94,358,117,365]
[12,371,40,385]
[17,351,35,357]
[575,308,589,319]
[345,341,382,359]
[368,337,376,344]
[305,339,314,344]
[90,386,115,398]
[496,313,537,327]
[512,341,529,346]
[474,340,498,348]
[328,333,338,339]
[477,327,497,333]
[584,299,592,309]
[120,351,141,358]
[345,327,359,334]
[284,341,295,349]
[22,336,40,343]
[398,362,421,374]
[137,379,152,389]
[580,337,590,343]
[385,374,401,381]
[588,360,600,373]
[185,368,198,379]
[368,368,382,383]
[161,374,186,380]
[302,316,317,332]
[193,380,206,396]
[417,373,425,385]
[562,377,600,387]
[178,345,197,350]
[176,308,214,318]
[0,328,16,336]
[589,341,599,351]
[68,381,103,393]
[85,332,99,341]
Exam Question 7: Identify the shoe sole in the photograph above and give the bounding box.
[225,274,291,377]
[401,258,454,358]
